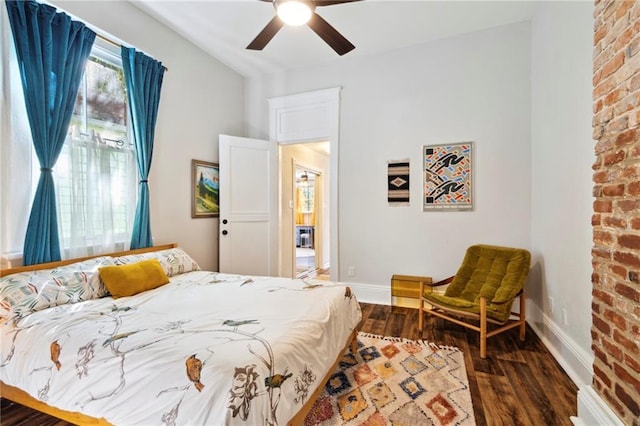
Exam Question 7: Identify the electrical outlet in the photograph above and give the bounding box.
[347,266,355,277]
[562,308,568,326]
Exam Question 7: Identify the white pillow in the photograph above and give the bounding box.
[114,247,201,277]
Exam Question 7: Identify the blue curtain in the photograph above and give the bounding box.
[121,47,165,249]
[5,0,95,265]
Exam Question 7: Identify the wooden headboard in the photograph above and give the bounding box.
[0,243,178,278]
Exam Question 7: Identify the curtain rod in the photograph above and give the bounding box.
[95,33,168,72]
[39,0,168,71]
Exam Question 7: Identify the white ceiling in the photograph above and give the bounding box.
[133,0,538,78]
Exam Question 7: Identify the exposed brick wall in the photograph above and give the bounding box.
[592,1,640,424]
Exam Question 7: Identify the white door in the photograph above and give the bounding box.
[218,135,278,276]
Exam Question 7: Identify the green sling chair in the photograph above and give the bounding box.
[418,244,531,359]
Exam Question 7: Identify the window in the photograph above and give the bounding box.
[54,41,137,257]
[296,171,315,214]
[301,186,314,213]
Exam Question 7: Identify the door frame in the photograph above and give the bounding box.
[269,87,341,281]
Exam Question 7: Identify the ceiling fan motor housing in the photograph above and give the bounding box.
[274,0,316,27]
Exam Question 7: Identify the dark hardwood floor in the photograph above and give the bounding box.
[361,303,578,426]
[1,302,578,425]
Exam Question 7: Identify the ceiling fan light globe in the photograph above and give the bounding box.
[276,0,313,26]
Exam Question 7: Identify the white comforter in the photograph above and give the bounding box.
[0,272,362,425]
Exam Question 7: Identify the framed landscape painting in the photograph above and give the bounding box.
[192,159,219,218]
[423,142,473,211]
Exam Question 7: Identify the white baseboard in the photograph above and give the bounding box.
[571,386,624,426]
[527,303,593,387]
[501,304,626,425]
[348,281,390,305]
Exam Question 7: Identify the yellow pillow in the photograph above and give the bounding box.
[99,259,170,299]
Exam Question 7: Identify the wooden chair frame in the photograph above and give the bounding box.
[418,278,526,359]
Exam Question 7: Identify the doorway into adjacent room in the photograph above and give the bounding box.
[284,142,329,280]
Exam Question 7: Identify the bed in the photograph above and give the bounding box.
[0,244,362,425]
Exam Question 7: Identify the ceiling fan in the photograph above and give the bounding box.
[247,0,361,56]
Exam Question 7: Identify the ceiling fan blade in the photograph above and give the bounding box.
[315,0,363,6]
[307,12,355,56]
[247,17,285,50]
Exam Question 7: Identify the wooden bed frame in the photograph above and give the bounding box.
[0,243,177,278]
[0,243,360,425]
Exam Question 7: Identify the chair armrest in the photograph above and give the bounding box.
[420,276,453,298]
[430,276,454,287]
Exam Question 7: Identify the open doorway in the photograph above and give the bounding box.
[280,142,330,279]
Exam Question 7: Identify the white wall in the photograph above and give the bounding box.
[247,8,596,399]
[530,0,594,391]
[21,1,245,271]
[247,22,533,290]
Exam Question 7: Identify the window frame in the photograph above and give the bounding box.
[53,38,137,256]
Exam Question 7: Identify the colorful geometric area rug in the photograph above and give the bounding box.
[304,333,475,426]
